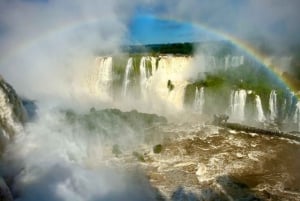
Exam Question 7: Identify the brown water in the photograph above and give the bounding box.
[128,123,300,200]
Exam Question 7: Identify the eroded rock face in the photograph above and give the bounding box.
[0,177,13,201]
[0,76,27,140]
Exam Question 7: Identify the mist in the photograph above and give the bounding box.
[0,0,141,102]
[1,0,300,101]
[0,1,300,200]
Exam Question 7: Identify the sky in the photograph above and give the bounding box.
[127,14,221,44]
[0,0,300,98]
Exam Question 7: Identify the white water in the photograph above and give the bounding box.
[193,87,205,114]
[2,54,300,201]
[88,57,113,100]
[230,90,247,122]
[2,108,158,201]
[140,56,149,99]
[225,55,244,69]
[231,56,241,67]
[255,95,266,122]
[294,101,300,131]
[122,58,133,97]
[269,90,278,121]
[147,56,191,111]
[0,78,26,139]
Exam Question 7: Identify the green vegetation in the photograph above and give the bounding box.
[64,108,167,137]
[184,60,290,116]
[125,42,194,55]
[123,41,238,56]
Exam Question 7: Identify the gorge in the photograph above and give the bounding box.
[0,48,300,201]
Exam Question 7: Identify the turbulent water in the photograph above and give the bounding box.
[1,54,300,201]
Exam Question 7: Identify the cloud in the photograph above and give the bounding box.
[0,0,141,101]
[145,0,300,51]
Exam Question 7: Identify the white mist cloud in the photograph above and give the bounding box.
[3,108,160,201]
[0,0,143,102]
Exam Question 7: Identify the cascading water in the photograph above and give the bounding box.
[193,87,205,114]
[231,56,239,67]
[269,90,278,121]
[0,77,27,139]
[140,56,149,99]
[294,101,300,131]
[240,56,244,66]
[225,56,230,70]
[88,57,113,100]
[122,58,133,97]
[147,56,191,111]
[255,95,266,122]
[225,55,244,69]
[230,90,247,122]
[3,53,300,201]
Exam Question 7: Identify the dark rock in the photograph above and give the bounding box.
[213,114,229,125]
[132,151,145,162]
[167,80,174,91]
[0,177,13,201]
[153,144,163,154]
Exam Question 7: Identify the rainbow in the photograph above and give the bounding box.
[0,16,298,98]
[206,28,298,95]
[0,18,109,66]
[155,16,299,96]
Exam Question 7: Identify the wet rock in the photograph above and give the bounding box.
[153,144,163,154]
[262,190,271,199]
[0,76,27,139]
[0,177,13,201]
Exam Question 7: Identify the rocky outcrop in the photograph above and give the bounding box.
[0,177,13,201]
[220,122,300,142]
[0,76,27,140]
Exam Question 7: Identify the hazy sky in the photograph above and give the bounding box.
[1,0,300,49]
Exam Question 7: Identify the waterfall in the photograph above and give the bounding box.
[255,95,266,122]
[145,56,191,111]
[193,87,205,114]
[140,57,148,99]
[294,101,300,131]
[89,57,113,100]
[0,77,27,139]
[230,90,247,122]
[167,82,187,111]
[240,56,244,65]
[231,56,241,67]
[122,58,133,97]
[225,55,244,69]
[269,90,278,121]
[225,56,230,70]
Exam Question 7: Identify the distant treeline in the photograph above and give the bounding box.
[122,41,238,55]
[122,42,195,55]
